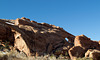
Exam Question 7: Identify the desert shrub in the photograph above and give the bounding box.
[76,57,93,60]
[0,50,94,60]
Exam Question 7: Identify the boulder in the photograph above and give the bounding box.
[85,49,100,60]
[74,35,100,50]
[68,46,85,60]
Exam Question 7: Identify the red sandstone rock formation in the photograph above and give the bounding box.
[0,17,75,56]
[1,17,100,59]
[14,18,75,56]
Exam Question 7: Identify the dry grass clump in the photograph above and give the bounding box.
[0,50,93,60]
[0,50,33,60]
[76,57,93,60]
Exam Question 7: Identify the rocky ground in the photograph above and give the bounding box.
[0,17,100,60]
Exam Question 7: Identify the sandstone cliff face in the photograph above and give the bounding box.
[0,17,75,56]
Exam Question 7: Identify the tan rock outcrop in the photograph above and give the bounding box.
[85,49,100,60]
[74,35,100,50]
